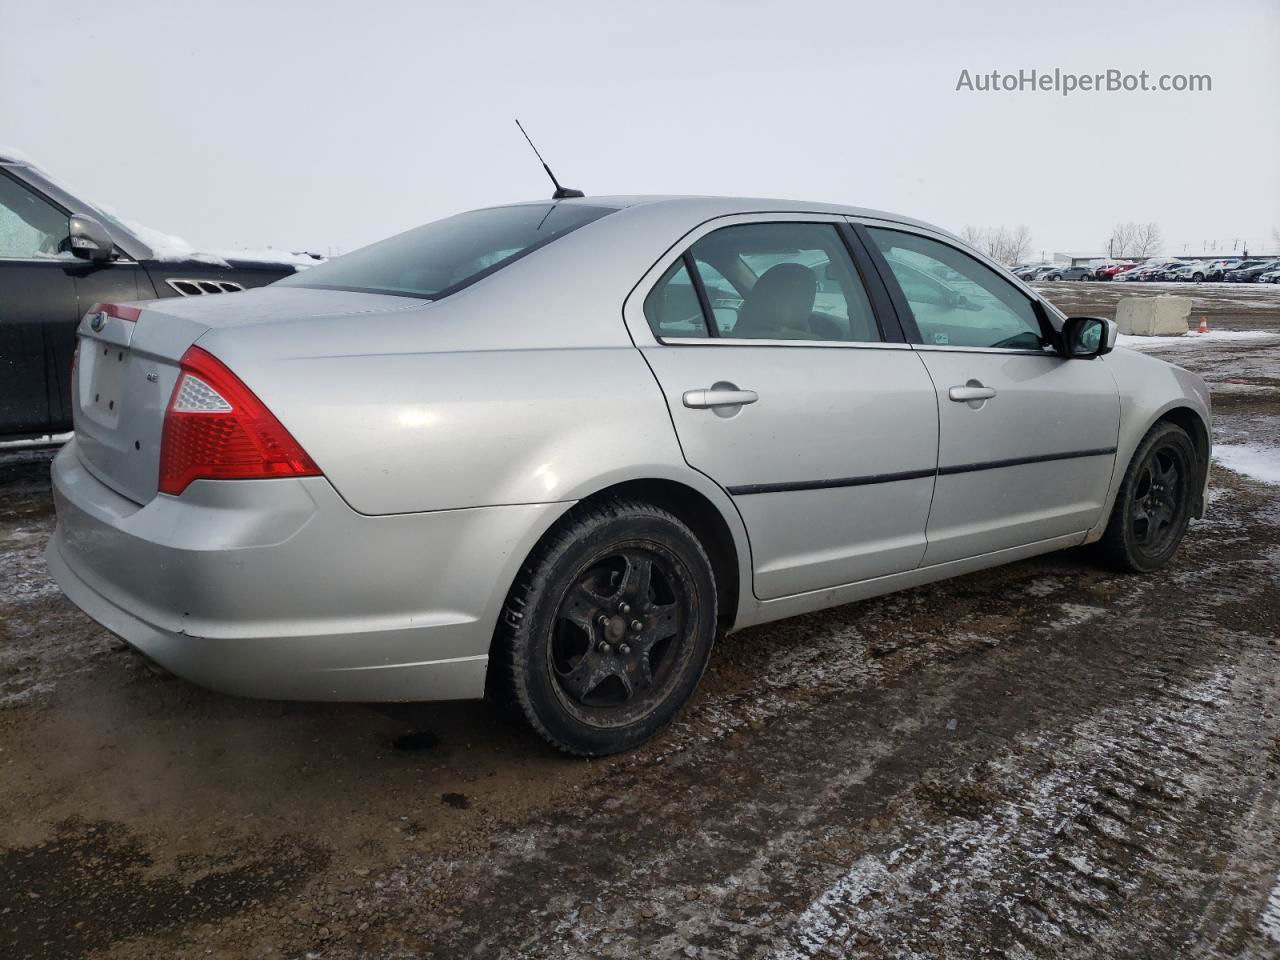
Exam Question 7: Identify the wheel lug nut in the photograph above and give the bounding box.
[597,614,609,626]
[618,643,630,655]
[598,641,611,653]
[630,620,643,632]
[619,602,631,614]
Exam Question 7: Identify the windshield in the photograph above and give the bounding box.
[281,202,615,299]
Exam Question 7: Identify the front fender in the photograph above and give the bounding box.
[1085,348,1212,541]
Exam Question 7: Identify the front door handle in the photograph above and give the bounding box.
[948,383,997,402]
[683,384,759,410]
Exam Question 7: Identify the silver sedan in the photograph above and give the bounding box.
[46,196,1212,755]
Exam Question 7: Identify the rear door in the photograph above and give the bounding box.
[861,223,1120,565]
[627,215,940,600]
[0,171,79,437]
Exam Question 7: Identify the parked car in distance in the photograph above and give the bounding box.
[1094,261,1139,280]
[1258,268,1280,284]
[1021,265,1061,281]
[1116,258,1186,282]
[1203,259,1246,282]
[0,151,318,440]
[46,195,1212,756]
[1043,266,1093,281]
[1167,259,1235,283]
[1223,259,1280,282]
[1012,263,1054,280]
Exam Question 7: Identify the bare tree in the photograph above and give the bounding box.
[1132,222,1162,257]
[1002,225,1033,266]
[960,224,1033,265]
[1106,221,1162,258]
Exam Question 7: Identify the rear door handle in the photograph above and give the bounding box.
[683,386,759,409]
[948,383,997,402]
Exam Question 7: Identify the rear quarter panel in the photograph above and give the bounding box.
[206,336,691,516]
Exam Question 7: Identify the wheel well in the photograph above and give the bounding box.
[1154,406,1210,516]
[573,479,742,629]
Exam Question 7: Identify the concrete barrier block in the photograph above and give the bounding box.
[1115,295,1192,336]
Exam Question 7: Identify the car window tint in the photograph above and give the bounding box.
[868,228,1045,350]
[0,174,67,258]
[688,223,880,342]
[280,203,615,299]
[643,259,710,338]
[691,259,742,334]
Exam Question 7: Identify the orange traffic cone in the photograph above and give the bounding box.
[1198,316,1209,334]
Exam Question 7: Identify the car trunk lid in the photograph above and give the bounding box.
[71,288,418,505]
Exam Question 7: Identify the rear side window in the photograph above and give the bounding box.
[645,222,881,343]
[694,223,879,342]
[644,259,710,338]
[281,203,615,299]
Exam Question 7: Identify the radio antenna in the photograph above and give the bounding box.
[515,119,584,199]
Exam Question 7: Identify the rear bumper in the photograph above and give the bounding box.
[46,441,567,701]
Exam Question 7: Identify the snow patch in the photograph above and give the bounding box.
[1214,444,1280,486]
[1118,330,1280,349]
[100,207,318,268]
[1261,875,1280,944]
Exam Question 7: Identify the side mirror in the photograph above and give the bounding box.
[1061,316,1116,358]
[68,213,115,262]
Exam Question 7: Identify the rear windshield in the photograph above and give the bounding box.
[280,202,615,299]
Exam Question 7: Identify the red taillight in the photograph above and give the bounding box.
[158,347,321,496]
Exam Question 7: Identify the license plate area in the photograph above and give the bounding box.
[79,339,131,428]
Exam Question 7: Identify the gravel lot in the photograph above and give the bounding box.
[2,281,1279,959]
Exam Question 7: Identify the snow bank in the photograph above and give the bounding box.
[102,207,318,268]
[1213,444,1280,486]
[4,151,320,269]
[1118,330,1279,349]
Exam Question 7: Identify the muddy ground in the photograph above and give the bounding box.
[2,282,1279,959]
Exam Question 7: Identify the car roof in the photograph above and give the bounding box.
[503,194,962,242]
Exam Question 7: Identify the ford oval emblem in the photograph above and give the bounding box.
[90,311,107,333]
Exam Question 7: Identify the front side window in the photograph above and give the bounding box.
[683,222,880,342]
[869,228,1045,350]
[0,174,67,258]
[281,202,615,299]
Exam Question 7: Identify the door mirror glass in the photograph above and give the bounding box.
[68,213,115,262]
[1062,316,1114,358]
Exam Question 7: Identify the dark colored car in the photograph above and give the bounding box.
[1044,266,1093,281]
[1201,260,1243,281]
[0,153,315,440]
[1223,259,1280,283]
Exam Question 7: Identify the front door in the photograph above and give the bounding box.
[864,225,1120,565]
[0,172,80,437]
[633,218,940,600]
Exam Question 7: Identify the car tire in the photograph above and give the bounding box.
[1193,273,1204,283]
[495,498,718,756]
[1096,423,1199,574]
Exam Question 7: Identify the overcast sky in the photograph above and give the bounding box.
[2,0,1277,258]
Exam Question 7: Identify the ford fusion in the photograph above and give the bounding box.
[46,196,1212,755]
